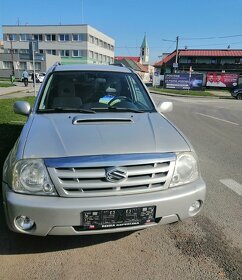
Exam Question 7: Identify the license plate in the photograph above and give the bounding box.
[82,206,156,230]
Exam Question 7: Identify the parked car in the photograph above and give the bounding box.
[231,87,242,100]
[2,64,206,236]
[36,72,46,83]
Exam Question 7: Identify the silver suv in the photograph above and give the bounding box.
[2,64,206,236]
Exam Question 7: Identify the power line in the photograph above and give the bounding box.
[184,41,242,48]
[162,34,242,41]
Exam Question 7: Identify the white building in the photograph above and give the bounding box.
[0,24,115,79]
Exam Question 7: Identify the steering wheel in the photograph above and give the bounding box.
[108,96,133,106]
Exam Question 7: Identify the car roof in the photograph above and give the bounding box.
[53,64,132,74]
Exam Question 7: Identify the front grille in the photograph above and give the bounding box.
[46,153,176,197]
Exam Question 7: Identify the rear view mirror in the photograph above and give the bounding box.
[158,101,173,113]
[13,101,31,116]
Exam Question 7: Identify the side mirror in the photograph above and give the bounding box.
[13,101,31,116]
[158,101,173,113]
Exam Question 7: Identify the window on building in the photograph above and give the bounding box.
[88,51,93,58]
[235,58,242,64]
[94,37,98,45]
[34,34,43,41]
[8,34,17,41]
[72,34,83,41]
[89,35,94,44]
[211,58,217,64]
[60,50,70,57]
[20,34,32,41]
[46,34,56,41]
[46,34,51,41]
[98,54,102,62]
[19,62,27,70]
[110,45,114,51]
[46,50,57,55]
[3,61,13,69]
[59,34,70,41]
[19,49,29,54]
[39,49,43,54]
[30,62,41,71]
[103,55,106,63]
[104,42,107,49]
[99,40,103,47]
[35,62,41,70]
[72,50,83,57]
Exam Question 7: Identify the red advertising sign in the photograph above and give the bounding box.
[206,72,239,88]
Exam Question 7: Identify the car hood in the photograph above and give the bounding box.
[23,112,190,159]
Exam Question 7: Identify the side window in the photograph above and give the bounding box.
[39,75,54,109]
[128,76,147,105]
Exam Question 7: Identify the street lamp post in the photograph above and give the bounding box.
[32,41,36,97]
[175,36,179,73]
[10,40,15,83]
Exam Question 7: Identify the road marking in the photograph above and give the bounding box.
[220,179,242,196]
[196,113,239,126]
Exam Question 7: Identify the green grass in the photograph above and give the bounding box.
[150,87,213,96]
[0,97,36,181]
[0,82,14,88]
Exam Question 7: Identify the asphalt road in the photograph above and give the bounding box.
[0,93,241,280]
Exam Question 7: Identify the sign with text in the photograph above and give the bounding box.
[206,72,239,88]
[164,73,204,90]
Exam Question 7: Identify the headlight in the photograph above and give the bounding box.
[12,159,57,196]
[170,152,199,187]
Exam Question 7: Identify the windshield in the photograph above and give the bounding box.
[37,71,155,113]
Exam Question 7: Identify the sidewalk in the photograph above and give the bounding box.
[149,88,232,99]
[0,82,40,98]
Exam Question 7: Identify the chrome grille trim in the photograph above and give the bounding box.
[46,153,176,197]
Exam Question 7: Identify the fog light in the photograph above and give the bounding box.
[43,183,54,193]
[188,200,201,216]
[15,216,35,231]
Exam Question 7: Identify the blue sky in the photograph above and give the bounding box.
[1,0,242,62]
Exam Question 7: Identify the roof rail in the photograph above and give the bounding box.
[52,62,61,72]
[127,67,135,74]
[110,63,126,67]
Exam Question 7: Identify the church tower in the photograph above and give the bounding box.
[140,34,149,65]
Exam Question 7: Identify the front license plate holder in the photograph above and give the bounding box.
[82,206,156,230]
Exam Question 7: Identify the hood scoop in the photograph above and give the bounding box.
[72,116,133,125]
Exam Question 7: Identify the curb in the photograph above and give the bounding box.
[150,90,233,99]
[0,89,31,97]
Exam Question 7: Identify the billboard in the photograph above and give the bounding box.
[206,72,239,88]
[164,73,204,90]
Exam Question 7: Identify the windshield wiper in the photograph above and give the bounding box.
[91,107,146,113]
[38,107,96,114]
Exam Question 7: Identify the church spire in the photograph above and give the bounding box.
[140,33,149,65]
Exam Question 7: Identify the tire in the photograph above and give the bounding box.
[237,93,242,100]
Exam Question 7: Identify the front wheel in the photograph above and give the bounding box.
[237,93,242,100]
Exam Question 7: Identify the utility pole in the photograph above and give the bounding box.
[32,41,36,97]
[175,36,179,73]
[10,40,15,77]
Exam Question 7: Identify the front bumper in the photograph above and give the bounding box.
[2,178,206,236]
